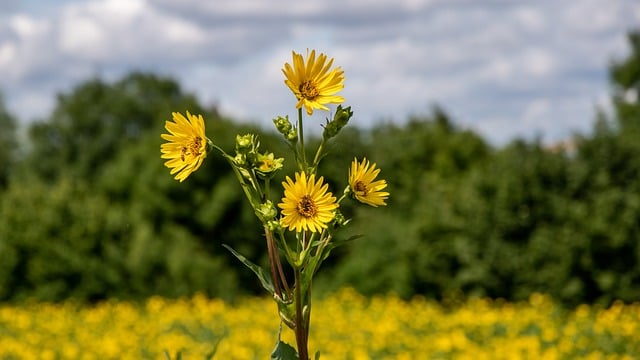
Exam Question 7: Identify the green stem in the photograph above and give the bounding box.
[249,169,264,201]
[297,107,307,171]
[311,138,326,173]
[337,186,351,204]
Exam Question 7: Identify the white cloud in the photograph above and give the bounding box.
[1,0,639,145]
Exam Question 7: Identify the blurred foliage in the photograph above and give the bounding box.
[0,93,17,188]
[1,31,640,305]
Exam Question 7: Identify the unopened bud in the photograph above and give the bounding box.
[273,116,293,135]
[267,219,283,232]
[234,152,247,166]
[333,210,351,228]
[323,105,353,140]
[256,200,278,222]
[236,134,257,153]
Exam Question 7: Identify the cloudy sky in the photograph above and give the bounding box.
[1,0,639,144]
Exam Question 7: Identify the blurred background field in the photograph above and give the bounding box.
[0,27,640,359]
[1,288,639,359]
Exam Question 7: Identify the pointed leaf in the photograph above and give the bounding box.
[270,339,298,360]
[223,244,275,294]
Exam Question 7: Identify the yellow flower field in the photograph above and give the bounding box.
[0,288,639,359]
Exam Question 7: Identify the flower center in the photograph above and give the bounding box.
[181,136,203,162]
[299,80,319,100]
[297,195,318,218]
[259,159,273,171]
[354,181,368,195]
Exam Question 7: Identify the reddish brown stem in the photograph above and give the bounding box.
[265,227,282,298]
[294,267,310,360]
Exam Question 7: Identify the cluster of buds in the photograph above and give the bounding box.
[273,115,298,143]
[234,134,284,180]
[322,105,353,140]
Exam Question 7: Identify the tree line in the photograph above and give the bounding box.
[0,32,639,306]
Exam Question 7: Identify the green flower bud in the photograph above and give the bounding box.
[236,134,252,148]
[332,210,351,228]
[273,116,293,135]
[286,130,298,143]
[267,219,282,232]
[236,133,257,153]
[323,105,353,140]
[234,152,247,166]
[256,200,278,222]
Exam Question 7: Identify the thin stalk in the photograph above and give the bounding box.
[311,138,326,171]
[275,249,292,299]
[294,267,309,360]
[297,108,307,171]
[265,227,283,298]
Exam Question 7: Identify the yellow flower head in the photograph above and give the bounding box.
[256,152,284,178]
[282,49,345,115]
[278,172,339,233]
[160,111,209,182]
[349,158,389,207]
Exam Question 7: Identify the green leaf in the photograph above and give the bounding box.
[270,339,298,360]
[222,244,275,294]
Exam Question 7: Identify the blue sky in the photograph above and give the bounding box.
[1,0,639,144]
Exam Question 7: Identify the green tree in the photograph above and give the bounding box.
[1,73,269,301]
[0,93,17,187]
[25,72,202,181]
[317,110,491,298]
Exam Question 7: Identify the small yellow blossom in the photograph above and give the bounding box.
[349,158,389,207]
[255,152,284,178]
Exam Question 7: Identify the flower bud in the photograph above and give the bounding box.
[323,105,353,140]
[286,130,298,143]
[256,200,278,222]
[267,219,282,232]
[332,210,351,228]
[235,133,257,153]
[273,116,293,135]
[234,152,247,166]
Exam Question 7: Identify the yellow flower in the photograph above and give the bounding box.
[256,152,284,178]
[278,172,339,233]
[160,111,209,182]
[282,49,345,115]
[349,158,389,207]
